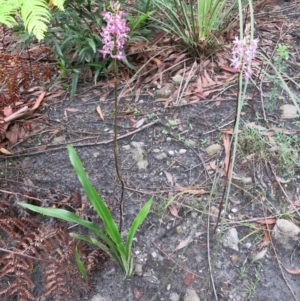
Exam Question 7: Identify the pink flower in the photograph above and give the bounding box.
[230,36,258,79]
[99,3,130,60]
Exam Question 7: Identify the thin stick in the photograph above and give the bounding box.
[0,247,49,262]
[0,120,159,159]
[113,59,125,233]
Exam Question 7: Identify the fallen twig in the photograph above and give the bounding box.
[0,119,160,159]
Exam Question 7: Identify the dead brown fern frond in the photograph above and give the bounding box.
[0,50,51,109]
[0,213,88,301]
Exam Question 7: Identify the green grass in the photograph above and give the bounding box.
[238,125,299,177]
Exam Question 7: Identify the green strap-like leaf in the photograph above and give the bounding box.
[71,233,115,261]
[75,243,88,283]
[125,197,153,260]
[67,146,125,255]
[18,202,116,252]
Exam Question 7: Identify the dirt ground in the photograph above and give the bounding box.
[1,1,300,301]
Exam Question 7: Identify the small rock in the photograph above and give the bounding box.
[167,137,172,141]
[244,242,252,249]
[221,281,229,290]
[155,83,175,98]
[93,152,100,158]
[137,160,148,170]
[52,135,65,144]
[130,141,145,164]
[153,148,161,153]
[179,149,187,154]
[191,211,198,219]
[272,219,300,248]
[280,104,299,119]
[131,141,144,148]
[209,206,219,223]
[230,254,239,264]
[151,251,157,258]
[168,150,175,156]
[172,74,183,85]
[238,176,252,184]
[170,292,180,301]
[222,228,239,251]
[176,226,183,234]
[154,152,167,160]
[206,144,222,156]
[134,264,143,276]
[122,145,131,151]
[184,288,200,301]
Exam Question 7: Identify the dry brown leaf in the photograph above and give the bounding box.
[175,236,192,251]
[220,128,236,135]
[65,107,81,112]
[169,204,181,218]
[135,118,145,128]
[3,106,28,123]
[285,268,300,275]
[6,124,19,145]
[134,88,141,103]
[164,171,174,186]
[216,54,227,65]
[201,74,209,87]
[255,218,276,225]
[3,106,12,117]
[209,160,217,170]
[223,133,230,178]
[133,286,143,299]
[174,53,187,65]
[152,57,163,68]
[183,273,194,286]
[203,70,216,85]
[96,105,104,121]
[121,109,134,115]
[175,183,208,195]
[251,248,267,262]
[31,91,46,110]
[259,223,274,250]
[0,147,12,155]
[196,76,203,93]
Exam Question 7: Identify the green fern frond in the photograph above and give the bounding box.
[52,0,65,11]
[0,0,22,27]
[21,0,51,41]
[0,0,66,40]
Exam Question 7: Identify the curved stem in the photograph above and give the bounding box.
[113,58,125,233]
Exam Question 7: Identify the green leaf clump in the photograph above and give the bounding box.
[19,146,152,277]
[0,0,65,40]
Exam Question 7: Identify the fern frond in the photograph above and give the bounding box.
[21,0,51,41]
[0,0,22,27]
[52,0,65,11]
[0,0,66,40]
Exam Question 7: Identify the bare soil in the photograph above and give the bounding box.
[1,1,300,301]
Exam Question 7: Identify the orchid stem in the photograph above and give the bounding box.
[113,58,125,233]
